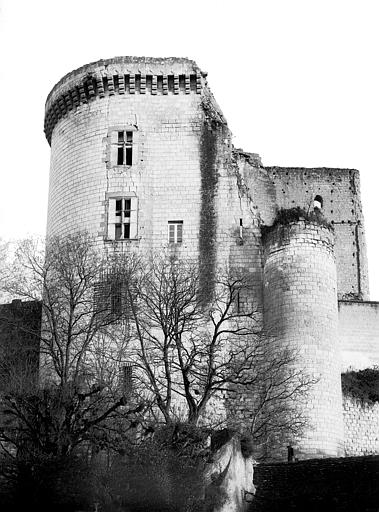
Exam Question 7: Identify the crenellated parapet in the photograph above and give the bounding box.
[44,56,207,145]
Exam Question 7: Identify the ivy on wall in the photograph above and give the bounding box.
[341,367,379,404]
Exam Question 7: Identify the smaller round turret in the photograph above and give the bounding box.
[262,219,344,458]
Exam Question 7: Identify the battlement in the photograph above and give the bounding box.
[44,56,207,145]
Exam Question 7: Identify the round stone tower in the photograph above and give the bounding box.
[44,56,228,260]
[262,221,344,458]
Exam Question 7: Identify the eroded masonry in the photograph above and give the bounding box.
[43,56,379,459]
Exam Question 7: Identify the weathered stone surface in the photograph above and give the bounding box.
[343,395,379,456]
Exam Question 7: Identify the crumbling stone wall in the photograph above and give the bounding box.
[343,395,379,456]
[238,159,369,301]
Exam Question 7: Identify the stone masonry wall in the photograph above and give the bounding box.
[47,90,204,259]
[239,158,369,300]
[46,58,223,264]
[338,300,379,369]
[253,455,379,511]
[343,395,379,456]
[262,222,344,458]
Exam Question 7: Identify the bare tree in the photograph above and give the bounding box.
[0,236,314,461]
[0,238,10,303]
[0,233,144,458]
[115,255,315,450]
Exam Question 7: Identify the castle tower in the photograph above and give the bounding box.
[43,57,367,460]
[262,221,344,458]
[44,57,229,272]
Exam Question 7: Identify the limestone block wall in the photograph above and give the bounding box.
[214,153,264,305]
[239,156,369,300]
[262,221,344,458]
[338,300,379,369]
[343,395,379,456]
[45,57,227,263]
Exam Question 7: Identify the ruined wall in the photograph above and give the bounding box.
[262,221,343,458]
[343,395,379,456]
[239,159,369,300]
[338,300,379,369]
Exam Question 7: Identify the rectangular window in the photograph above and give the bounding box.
[120,363,133,397]
[111,280,123,316]
[168,221,183,243]
[108,197,138,240]
[94,275,130,322]
[116,130,133,166]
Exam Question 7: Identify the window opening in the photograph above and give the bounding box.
[111,280,123,316]
[168,221,183,243]
[117,131,133,165]
[314,195,323,210]
[120,363,133,397]
[94,271,130,321]
[108,197,138,240]
[115,198,133,240]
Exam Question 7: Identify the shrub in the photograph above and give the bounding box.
[104,423,213,512]
[261,206,333,238]
[341,367,379,403]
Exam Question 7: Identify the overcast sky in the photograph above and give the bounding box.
[1,0,378,298]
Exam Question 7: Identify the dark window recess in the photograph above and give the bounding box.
[114,199,133,240]
[117,147,124,165]
[94,270,134,322]
[169,224,175,243]
[121,364,133,396]
[126,147,132,165]
[117,131,133,165]
[177,223,183,243]
[125,199,131,217]
[314,195,323,210]
[111,281,123,316]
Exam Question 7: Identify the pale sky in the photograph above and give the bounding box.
[1,0,378,298]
